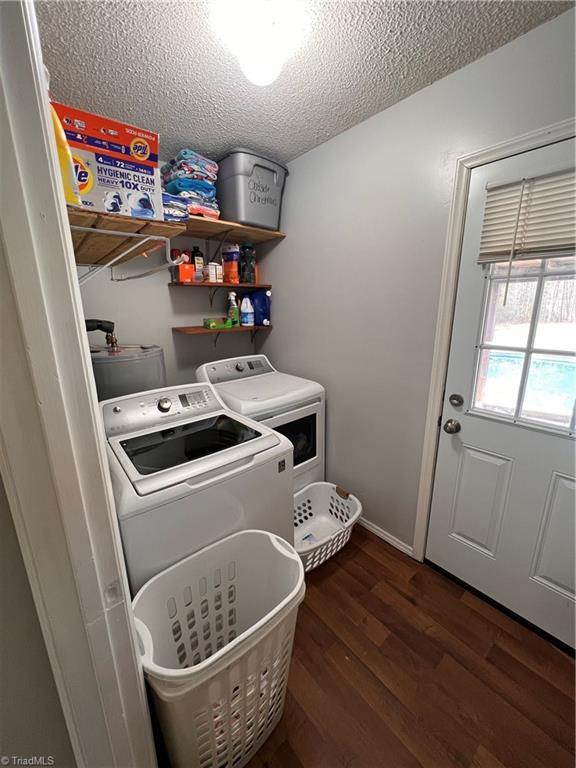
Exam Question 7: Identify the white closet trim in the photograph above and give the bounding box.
[0,3,157,765]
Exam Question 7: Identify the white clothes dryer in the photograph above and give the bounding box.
[102,382,294,593]
[196,355,325,492]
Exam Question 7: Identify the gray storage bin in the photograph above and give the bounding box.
[217,148,288,231]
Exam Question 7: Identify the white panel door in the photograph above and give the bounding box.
[426,139,575,647]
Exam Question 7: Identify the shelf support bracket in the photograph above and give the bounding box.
[72,226,172,286]
[207,227,235,263]
[208,287,221,307]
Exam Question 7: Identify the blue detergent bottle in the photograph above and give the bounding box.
[251,289,272,326]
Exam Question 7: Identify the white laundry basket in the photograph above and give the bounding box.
[294,482,362,572]
[132,530,305,768]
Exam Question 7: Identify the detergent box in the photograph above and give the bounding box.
[52,101,163,220]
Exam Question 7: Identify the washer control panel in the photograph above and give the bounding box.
[103,384,221,437]
[199,355,275,384]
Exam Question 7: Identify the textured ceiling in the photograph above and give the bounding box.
[37,0,572,165]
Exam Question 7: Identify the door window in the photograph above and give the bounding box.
[472,256,576,434]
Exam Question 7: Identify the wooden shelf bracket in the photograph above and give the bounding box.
[208,286,220,307]
[208,326,263,347]
[207,227,235,263]
[206,283,260,307]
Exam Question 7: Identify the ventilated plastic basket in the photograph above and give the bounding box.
[132,530,305,768]
[294,482,362,572]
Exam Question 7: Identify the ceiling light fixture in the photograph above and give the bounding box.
[210,0,309,87]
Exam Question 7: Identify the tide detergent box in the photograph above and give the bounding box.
[52,101,163,220]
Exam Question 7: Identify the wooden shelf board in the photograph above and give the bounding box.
[170,282,272,290]
[68,206,186,266]
[183,215,285,244]
[68,207,284,268]
[173,325,272,336]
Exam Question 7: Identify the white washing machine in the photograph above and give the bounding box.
[196,355,325,492]
[102,382,294,593]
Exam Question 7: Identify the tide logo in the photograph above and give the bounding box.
[130,137,151,161]
[73,155,93,195]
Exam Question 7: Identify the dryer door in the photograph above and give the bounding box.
[263,401,325,489]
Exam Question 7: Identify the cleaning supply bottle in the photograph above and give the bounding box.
[251,289,272,326]
[240,296,254,327]
[222,244,240,284]
[191,245,204,282]
[227,291,240,326]
[239,242,256,284]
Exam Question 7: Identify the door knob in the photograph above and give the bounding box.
[443,419,461,434]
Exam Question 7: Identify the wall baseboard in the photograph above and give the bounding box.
[358,517,415,558]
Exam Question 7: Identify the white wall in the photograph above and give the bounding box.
[0,476,76,766]
[260,10,576,548]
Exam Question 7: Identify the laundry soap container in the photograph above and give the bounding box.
[133,530,305,768]
[90,344,166,400]
[217,148,288,230]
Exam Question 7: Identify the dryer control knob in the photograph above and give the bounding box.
[157,397,172,412]
[236,363,245,372]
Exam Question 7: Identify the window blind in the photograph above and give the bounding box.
[478,168,576,264]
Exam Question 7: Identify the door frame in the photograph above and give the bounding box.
[0,3,157,765]
[412,118,576,562]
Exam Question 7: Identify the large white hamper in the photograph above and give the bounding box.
[133,530,305,768]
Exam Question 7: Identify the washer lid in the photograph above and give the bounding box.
[109,414,281,496]
[216,372,324,417]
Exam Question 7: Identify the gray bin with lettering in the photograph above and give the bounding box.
[216,148,288,231]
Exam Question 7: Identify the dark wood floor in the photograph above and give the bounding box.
[248,526,575,768]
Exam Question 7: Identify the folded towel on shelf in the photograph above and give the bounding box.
[160,150,220,220]
[175,149,219,176]
[178,190,220,213]
[163,208,189,222]
[187,199,220,219]
[164,166,218,184]
[176,188,219,207]
[162,192,189,222]
[164,177,217,201]
[162,191,189,210]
